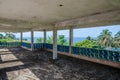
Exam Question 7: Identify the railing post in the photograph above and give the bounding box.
[53,28,57,60]
[69,27,73,54]
[31,31,34,51]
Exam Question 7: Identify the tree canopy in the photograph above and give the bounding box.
[75,40,97,48]
[5,32,16,39]
[0,34,4,39]
[36,37,43,43]
[57,35,68,45]
[97,29,112,48]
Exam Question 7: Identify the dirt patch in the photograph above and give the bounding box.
[0,48,120,80]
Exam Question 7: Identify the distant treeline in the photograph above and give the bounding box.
[36,29,120,49]
[0,29,120,49]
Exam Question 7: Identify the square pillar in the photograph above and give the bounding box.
[69,28,73,54]
[53,28,57,59]
[44,30,46,43]
[31,31,34,51]
[20,32,23,45]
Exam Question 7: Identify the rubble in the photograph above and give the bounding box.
[0,48,120,80]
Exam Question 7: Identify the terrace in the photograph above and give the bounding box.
[0,47,120,80]
[0,0,120,80]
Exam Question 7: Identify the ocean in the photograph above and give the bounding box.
[19,37,87,43]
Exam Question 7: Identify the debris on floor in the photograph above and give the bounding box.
[0,48,120,80]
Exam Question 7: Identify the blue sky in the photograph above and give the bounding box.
[0,25,120,38]
[73,25,120,37]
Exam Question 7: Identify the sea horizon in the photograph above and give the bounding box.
[17,37,97,43]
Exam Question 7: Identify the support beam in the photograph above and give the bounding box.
[55,10,120,28]
[69,28,73,54]
[20,32,23,45]
[44,30,46,43]
[31,31,34,51]
[53,28,57,59]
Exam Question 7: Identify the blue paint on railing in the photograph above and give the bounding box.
[21,42,31,48]
[57,45,69,53]
[0,42,20,47]
[3,42,119,63]
[44,43,53,49]
[34,43,44,49]
[71,47,120,62]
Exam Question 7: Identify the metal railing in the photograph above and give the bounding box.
[34,43,44,49]
[21,42,31,48]
[72,47,120,62]
[57,45,69,53]
[44,43,53,49]
[0,42,20,47]
[21,42,120,62]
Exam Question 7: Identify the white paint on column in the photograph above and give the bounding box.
[44,30,46,43]
[69,28,73,54]
[53,28,57,59]
[31,31,34,51]
[20,32,23,43]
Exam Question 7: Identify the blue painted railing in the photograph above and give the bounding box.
[57,45,69,53]
[21,42,120,63]
[21,42,31,48]
[44,43,53,49]
[34,43,44,49]
[72,47,120,62]
[0,42,20,47]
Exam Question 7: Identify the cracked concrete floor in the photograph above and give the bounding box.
[0,48,120,80]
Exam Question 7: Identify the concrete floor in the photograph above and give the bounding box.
[0,48,120,80]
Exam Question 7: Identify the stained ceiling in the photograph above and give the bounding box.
[0,0,120,32]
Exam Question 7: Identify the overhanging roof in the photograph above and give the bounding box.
[0,0,120,32]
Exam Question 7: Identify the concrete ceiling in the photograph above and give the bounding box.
[0,0,120,32]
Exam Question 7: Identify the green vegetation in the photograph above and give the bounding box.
[1,29,120,50]
[0,33,19,42]
[113,31,120,48]
[0,34,4,39]
[36,37,43,43]
[36,36,53,44]
[75,29,120,49]
[57,35,69,45]
[36,29,120,50]
[36,35,69,45]
[97,29,112,48]
[75,40,97,48]
[5,32,16,39]
[47,36,53,44]
[0,33,30,43]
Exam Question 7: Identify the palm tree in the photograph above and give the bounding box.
[86,36,93,41]
[36,37,43,43]
[57,35,68,45]
[47,36,53,44]
[5,32,16,39]
[0,34,4,39]
[97,29,112,48]
[113,31,120,48]
[115,31,120,38]
[46,35,69,45]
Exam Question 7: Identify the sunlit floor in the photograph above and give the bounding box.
[0,48,40,80]
[0,48,120,80]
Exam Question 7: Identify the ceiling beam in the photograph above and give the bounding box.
[55,9,120,29]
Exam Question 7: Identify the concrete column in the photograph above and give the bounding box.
[69,28,73,54]
[31,31,34,51]
[20,32,23,46]
[53,28,57,59]
[44,30,46,43]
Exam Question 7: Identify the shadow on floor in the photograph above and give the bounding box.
[0,48,120,80]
